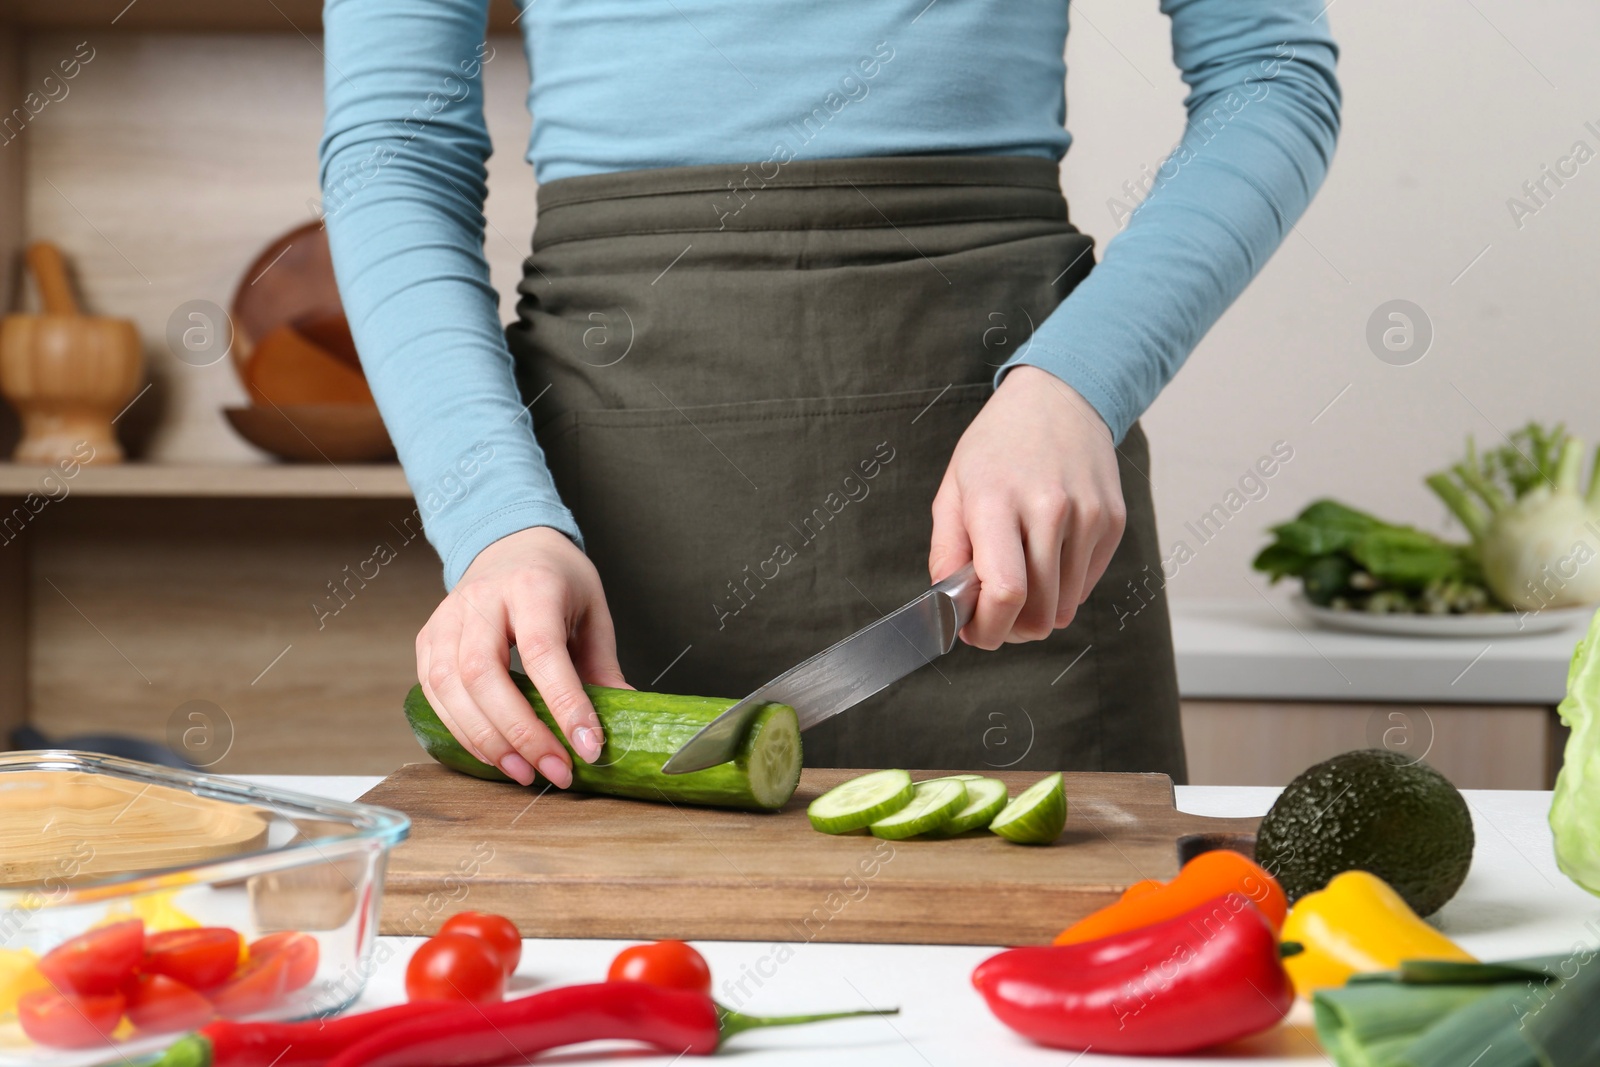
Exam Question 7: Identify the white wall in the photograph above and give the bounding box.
[1058,0,1600,600]
[22,1,1600,604]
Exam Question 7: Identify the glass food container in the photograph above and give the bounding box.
[0,751,409,1066]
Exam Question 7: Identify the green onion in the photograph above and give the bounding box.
[1523,958,1600,1067]
[1314,984,1491,1066]
[1398,984,1543,1067]
[1314,955,1600,1067]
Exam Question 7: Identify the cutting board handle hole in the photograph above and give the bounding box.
[1175,832,1257,867]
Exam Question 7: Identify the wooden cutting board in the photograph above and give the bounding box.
[362,765,1259,946]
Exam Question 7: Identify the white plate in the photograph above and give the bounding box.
[1290,594,1595,638]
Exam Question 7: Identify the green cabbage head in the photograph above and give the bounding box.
[1552,606,1600,896]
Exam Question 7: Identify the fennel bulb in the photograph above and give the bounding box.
[1428,424,1600,611]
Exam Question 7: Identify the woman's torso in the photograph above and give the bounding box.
[517,0,1072,183]
[504,157,1186,778]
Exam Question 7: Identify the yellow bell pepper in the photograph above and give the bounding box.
[1281,870,1475,995]
[102,890,200,932]
[0,948,48,1019]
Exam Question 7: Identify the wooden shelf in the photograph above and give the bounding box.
[0,462,412,498]
[3,0,523,32]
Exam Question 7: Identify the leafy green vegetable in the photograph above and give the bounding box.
[1253,541,1314,582]
[1253,499,1491,614]
[1347,527,1475,588]
[1303,555,1357,605]
[1427,422,1600,610]
[1551,606,1600,897]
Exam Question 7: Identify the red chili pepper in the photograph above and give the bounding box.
[325,982,895,1067]
[972,892,1294,1055]
[152,1002,455,1067]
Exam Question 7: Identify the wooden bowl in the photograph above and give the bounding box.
[292,309,360,368]
[224,404,395,463]
[245,319,372,406]
[230,222,344,377]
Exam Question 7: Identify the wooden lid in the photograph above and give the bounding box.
[0,770,270,888]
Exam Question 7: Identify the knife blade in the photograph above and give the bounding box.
[660,563,980,774]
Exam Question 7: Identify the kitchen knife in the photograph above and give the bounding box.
[661,563,981,774]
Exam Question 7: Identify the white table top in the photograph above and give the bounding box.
[1172,599,1587,704]
[248,775,1600,1067]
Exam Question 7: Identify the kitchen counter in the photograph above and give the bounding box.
[1172,599,1588,704]
[250,775,1600,1066]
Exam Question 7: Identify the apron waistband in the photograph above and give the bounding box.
[532,155,1069,248]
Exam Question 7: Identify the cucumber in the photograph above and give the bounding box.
[404,673,801,812]
[808,769,914,833]
[989,772,1067,845]
[924,777,1009,837]
[917,774,984,784]
[870,779,968,840]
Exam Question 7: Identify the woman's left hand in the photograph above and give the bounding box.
[929,366,1127,649]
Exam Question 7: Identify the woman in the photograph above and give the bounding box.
[321,1,1339,788]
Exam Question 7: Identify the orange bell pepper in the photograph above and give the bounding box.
[1119,879,1163,902]
[1054,849,1287,945]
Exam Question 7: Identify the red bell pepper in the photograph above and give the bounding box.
[972,892,1293,1055]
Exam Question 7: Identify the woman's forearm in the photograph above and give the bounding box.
[320,0,579,588]
[999,0,1342,442]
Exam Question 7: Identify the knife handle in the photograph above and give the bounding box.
[932,562,980,634]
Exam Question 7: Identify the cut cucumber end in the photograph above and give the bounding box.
[925,777,1009,837]
[809,769,914,833]
[743,703,803,811]
[870,780,968,840]
[989,772,1067,845]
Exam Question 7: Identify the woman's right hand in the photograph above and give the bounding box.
[416,526,628,787]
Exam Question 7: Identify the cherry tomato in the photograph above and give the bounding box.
[17,989,123,1049]
[37,919,144,996]
[606,941,712,995]
[143,928,242,990]
[405,933,505,1005]
[248,932,320,992]
[123,973,213,1034]
[437,912,522,978]
[209,952,291,1019]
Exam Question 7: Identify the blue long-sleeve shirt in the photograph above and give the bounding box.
[320,0,1340,588]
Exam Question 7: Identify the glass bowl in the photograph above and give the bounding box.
[0,751,408,1066]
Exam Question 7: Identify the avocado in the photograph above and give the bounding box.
[1255,748,1474,916]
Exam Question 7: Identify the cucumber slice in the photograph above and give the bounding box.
[870,779,968,840]
[989,772,1067,845]
[924,777,1009,837]
[917,774,984,784]
[808,770,914,833]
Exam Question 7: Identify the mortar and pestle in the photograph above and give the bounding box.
[0,242,143,464]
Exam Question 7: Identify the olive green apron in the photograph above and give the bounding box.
[507,155,1186,780]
